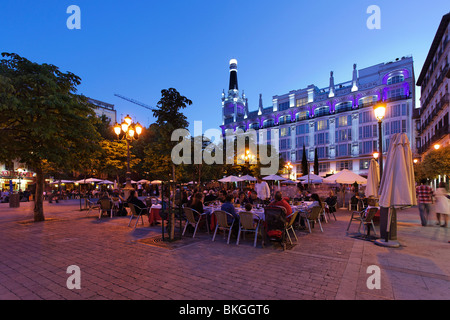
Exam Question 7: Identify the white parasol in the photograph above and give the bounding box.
[74,178,103,184]
[379,133,417,207]
[240,174,257,181]
[322,169,367,185]
[377,133,417,247]
[151,180,162,185]
[262,174,286,181]
[365,159,380,198]
[98,180,114,185]
[218,176,244,183]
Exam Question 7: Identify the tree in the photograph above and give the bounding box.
[418,146,450,180]
[0,53,101,221]
[150,88,192,183]
[314,148,319,175]
[302,144,308,176]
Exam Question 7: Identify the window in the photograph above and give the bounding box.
[336,143,351,157]
[317,147,329,159]
[359,95,378,107]
[359,159,370,170]
[263,119,274,128]
[296,136,309,148]
[280,126,291,137]
[315,119,329,131]
[335,101,353,113]
[337,115,352,128]
[314,132,329,145]
[391,120,401,134]
[296,111,309,121]
[318,162,330,173]
[278,115,291,125]
[336,129,352,142]
[359,111,374,124]
[296,97,308,107]
[279,101,290,111]
[387,75,404,85]
[280,139,291,150]
[388,88,403,99]
[249,122,259,130]
[337,160,353,171]
[314,106,330,117]
[296,123,309,135]
[358,140,375,155]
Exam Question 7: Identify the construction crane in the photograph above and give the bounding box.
[114,93,156,111]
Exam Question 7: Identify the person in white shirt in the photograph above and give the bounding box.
[255,176,270,203]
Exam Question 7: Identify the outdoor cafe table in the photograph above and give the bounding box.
[205,203,312,231]
[148,204,162,226]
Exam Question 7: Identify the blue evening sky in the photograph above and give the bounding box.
[1,1,449,135]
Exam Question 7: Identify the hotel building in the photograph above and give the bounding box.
[415,12,449,158]
[220,57,416,179]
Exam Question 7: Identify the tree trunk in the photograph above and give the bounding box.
[34,164,45,222]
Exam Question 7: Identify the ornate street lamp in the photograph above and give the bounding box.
[373,102,386,179]
[113,115,143,198]
[284,161,293,180]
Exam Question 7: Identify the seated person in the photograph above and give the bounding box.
[204,190,217,204]
[248,190,261,206]
[269,191,293,221]
[221,194,240,226]
[188,192,204,218]
[350,193,359,211]
[244,203,253,212]
[127,191,148,217]
[218,190,228,203]
[235,191,249,206]
[325,191,337,213]
[306,193,322,212]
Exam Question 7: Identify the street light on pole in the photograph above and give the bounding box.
[114,115,143,199]
[373,102,386,179]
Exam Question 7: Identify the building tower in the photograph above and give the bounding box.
[222,59,248,126]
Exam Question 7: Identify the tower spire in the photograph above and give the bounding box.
[229,59,238,91]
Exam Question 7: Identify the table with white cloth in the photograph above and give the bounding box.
[148,204,162,225]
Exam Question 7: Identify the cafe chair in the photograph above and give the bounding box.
[299,206,323,233]
[212,210,235,244]
[99,199,113,219]
[348,207,379,237]
[285,211,299,245]
[127,203,148,229]
[264,206,288,250]
[347,206,366,232]
[236,211,261,247]
[182,207,209,238]
[86,199,100,217]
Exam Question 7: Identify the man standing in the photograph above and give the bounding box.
[416,179,434,226]
[255,176,271,204]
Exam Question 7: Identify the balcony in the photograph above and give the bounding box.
[385,94,410,103]
[418,125,450,154]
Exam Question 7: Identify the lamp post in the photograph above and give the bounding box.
[284,161,293,180]
[114,115,142,199]
[373,102,386,179]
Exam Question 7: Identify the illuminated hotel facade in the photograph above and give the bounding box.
[220,57,416,179]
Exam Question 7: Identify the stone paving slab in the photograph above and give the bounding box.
[0,200,449,301]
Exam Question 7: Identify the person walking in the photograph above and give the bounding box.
[435,182,449,228]
[255,176,270,204]
[416,179,434,226]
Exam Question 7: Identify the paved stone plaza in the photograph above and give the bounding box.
[0,200,448,300]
